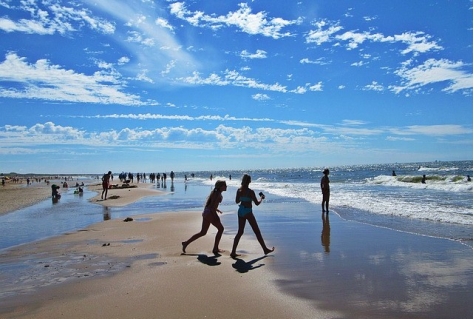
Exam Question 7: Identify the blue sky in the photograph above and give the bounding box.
[0,0,472,174]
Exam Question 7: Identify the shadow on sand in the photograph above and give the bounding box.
[231,256,267,273]
[181,253,222,266]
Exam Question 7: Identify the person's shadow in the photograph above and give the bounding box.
[231,256,267,273]
[196,254,221,266]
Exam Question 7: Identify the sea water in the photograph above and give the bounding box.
[0,160,471,251]
[202,160,473,245]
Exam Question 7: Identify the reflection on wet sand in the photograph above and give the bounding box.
[103,206,111,220]
[321,212,330,253]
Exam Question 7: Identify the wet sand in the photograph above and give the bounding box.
[88,181,166,206]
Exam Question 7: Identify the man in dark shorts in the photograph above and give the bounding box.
[101,171,112,200]
[320,168,330,213]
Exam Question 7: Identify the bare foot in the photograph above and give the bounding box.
[264,247,275,255]
[182,241,187,254]
[230,253,241,259]
[212,248,225,255]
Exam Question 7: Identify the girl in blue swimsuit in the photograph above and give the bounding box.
[182,180,227,255]
[230,174,274,258]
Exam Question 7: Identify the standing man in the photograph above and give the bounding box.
[101,171,112,200]
[170,171,175,182]
[320,168,330,213]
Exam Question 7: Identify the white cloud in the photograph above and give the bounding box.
[161,60,177,76]
[392,58,473,94]
[291,86,307,94]
[390,125,472,136]
[300,57,330,65]
[169,2,298,39]
[0,1,115,35]
[126,31,154,46]
[351,61,366,67]
[305,20,444,58]
[309,82,323,91]
[81,0,200,82]
[155,17,174,31]
[386,136,415,141]
[305,19,343,45]
[240,50,267,59]
[118,56,130,65]
[179,70,288,92]
[393,32,443,55]
[0,53,150,105]
[363,81,384,91]
[252,93,271,101]
[341,120,368,126]
[1,118,470,156]
[363,16,377,21]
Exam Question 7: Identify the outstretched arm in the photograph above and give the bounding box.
[251,190,263,206]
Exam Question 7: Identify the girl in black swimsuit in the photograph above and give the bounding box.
[182,180,227,255]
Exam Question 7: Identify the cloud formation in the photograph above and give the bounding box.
[0,53,148,105]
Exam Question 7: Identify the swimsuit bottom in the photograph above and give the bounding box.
[238,205,252,218]
[202,207,217,219]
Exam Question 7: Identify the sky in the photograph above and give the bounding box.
[0,0,472,174]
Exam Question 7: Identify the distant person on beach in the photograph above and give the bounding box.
[51,184,61,199]
[101,171,112,200]
[170,171,175,182]
[467,175,471,182]
[321,168,330,213]
[182,180,227,255]
[421,174,426,184]
[392,170,396,176]
[230,174,274,258]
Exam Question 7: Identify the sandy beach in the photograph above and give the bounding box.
[0,179,471,319]
[0,181,332,319]
[0,179,164,215]
[0,181,52,216]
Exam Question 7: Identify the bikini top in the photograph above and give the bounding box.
[239,190,252,203]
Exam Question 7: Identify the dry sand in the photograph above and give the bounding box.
[0,179,164,215]
[0,183,336,319]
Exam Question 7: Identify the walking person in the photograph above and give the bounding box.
[230,174,274,258]
[182,180,227,255]
[101,171,112,200]
[321,168,330,213]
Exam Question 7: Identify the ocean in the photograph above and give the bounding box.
[203,160,473,246]
[0,160,472,251]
